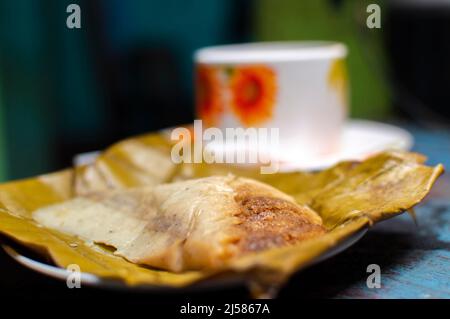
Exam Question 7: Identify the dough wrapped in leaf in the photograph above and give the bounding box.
[33,175,325,272]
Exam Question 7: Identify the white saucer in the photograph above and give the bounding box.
[75,120,413,172]
[202,120,413,172]
[277,120,413,171]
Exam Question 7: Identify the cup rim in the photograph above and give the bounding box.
[195,41,347,64]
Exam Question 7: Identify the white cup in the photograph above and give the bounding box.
[194,41,349,161]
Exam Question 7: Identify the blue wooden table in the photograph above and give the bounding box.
[280,126,450,299]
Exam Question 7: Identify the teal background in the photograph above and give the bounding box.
[2,0,444,181]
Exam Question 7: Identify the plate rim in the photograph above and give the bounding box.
[1,226,368,292]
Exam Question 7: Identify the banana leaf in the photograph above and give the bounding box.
[0,131,444,297]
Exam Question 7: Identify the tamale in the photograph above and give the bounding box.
[33,175,325,272]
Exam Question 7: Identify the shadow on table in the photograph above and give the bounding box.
[279,202,450,299]
[278,230,414,298]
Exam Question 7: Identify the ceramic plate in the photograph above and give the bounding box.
[2,226,367,292]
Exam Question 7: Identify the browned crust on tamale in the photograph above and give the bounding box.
[233,195,326,254]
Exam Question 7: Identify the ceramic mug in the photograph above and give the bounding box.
[194,41,349,161]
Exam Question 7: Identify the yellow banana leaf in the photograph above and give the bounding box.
[0,131,444,297]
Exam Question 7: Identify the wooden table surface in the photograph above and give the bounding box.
[280,126,450,299]
[0,125,449,300]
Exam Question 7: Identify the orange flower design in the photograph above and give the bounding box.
[196,65,223,127]
[328,59,348,109]
[230,65,276,126]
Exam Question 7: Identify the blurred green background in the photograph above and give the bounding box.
[0,0,449,180]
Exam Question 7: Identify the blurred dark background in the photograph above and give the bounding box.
[0,0,449,180]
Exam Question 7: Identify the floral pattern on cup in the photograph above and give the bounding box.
[195,65,223,127]
[196,64,277,127]
[328,59,348,110]
[230,65,277,126]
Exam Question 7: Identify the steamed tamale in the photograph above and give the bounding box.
[33,175,325,272]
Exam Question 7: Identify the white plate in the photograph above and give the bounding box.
[1,226,367,292]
